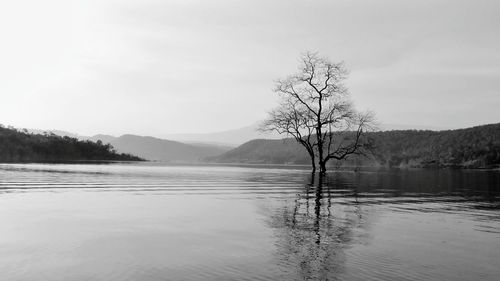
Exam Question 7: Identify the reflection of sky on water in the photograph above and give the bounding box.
[0,163,499,280]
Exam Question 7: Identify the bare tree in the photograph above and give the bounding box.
[261,52,375,174]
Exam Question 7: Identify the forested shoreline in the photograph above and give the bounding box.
[210,123,500,169]
[2,123,499,168]
[0,126,143,163]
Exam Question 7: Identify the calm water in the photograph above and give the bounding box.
[0,163,499,281]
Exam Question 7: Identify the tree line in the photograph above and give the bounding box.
[0,125,143,162]
[368,124,500,168]
[211,123,500,169]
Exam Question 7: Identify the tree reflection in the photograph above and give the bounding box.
[267,173,370,281]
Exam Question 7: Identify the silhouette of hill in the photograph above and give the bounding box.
[0,126,142,162]
[160,122,451,146]
[88,134,117,144]
[207,139,309,164]
[160,123,282,146]
[209,123,500,168]
[23,130,231,162]
[92,134,231,162]
[27,128,84,140]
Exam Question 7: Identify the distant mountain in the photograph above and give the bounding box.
[22,130,230,162]
[88,134,117,144]
[94,134,231,162]
[0,126,142,162]
[207,139,308,164]
[26,128,85,140]
[209,123,500,168]
[160,123,282,146]
[161,122,453,146]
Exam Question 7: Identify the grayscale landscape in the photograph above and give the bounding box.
[0,1,499,280]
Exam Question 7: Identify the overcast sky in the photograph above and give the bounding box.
[0,0,499,136]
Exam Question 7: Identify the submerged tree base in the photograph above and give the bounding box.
[261,52,375,175]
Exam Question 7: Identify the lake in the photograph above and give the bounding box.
[0,163,499,281]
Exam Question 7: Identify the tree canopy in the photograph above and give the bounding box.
[261,52,375,173]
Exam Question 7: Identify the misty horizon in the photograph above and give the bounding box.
[8,120,487,146]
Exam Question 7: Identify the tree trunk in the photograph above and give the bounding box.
[316,131,324,174]
[319,160,327,174]
[316,123,325,174]
[311,159,316,174]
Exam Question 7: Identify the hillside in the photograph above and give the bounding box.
[160,123,282,146]
[207,139,309,164]
[88,134,117,145]
[92,134,231,162]
[209,123,500,168]
[0,126,142,162]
